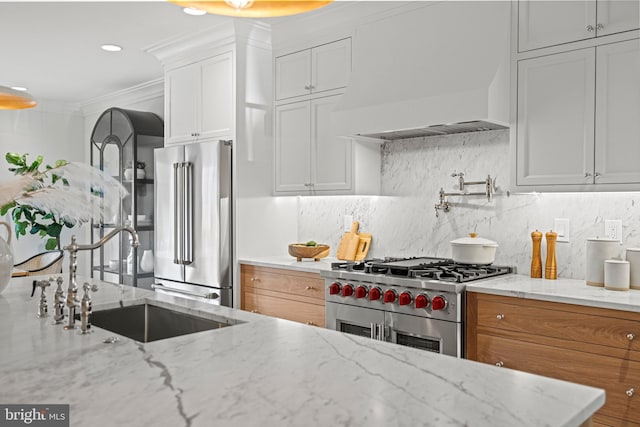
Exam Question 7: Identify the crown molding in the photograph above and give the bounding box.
[80,79,164,117]
[146,20,272,68]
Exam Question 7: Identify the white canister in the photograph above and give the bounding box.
[604,259,630,291]
[586,238,620,286]
[626,248,640,290]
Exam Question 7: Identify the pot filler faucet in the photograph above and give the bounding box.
[62,226,139,331]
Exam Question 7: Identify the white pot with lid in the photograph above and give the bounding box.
[450,234,498,265]
[586,238,620,287]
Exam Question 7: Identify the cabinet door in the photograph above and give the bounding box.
[595,39,640,184]
[275,49,311,100]
[311,95,352,191]
[596,0,640,37]
[311,38,351,94]
[516,49,595,186]
[166,63,199,145]
[274,101,312,192]
[200,52,233,141]
[518,1,596,52]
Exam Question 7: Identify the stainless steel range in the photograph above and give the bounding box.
[321,257,513,358]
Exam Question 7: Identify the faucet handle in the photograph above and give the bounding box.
[82,282,99,298]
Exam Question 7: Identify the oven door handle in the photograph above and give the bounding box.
[378,324,386,341]
[370,323,376,340]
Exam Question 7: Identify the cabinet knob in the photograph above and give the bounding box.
[250,309,259,313]
[594,172,601,178]
[304,85,311,90]
[306,321,316,326]
[305,285,314,290]
[495,361,504,367]
[304,183,313,187]
[586,25,595,32]
[496,314,505,320]
[627,333,635,341]
[596,23,604,31]
[626,388,634,397]
[584,172,592,177]
[250,277,260,282]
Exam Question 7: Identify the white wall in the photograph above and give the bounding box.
[0,101,84,267]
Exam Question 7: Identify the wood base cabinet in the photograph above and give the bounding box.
[241,264,324,327]
[467,292,640,426]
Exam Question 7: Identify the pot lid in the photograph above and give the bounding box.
[451,234,498,247]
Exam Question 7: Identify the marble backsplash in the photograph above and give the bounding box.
[298,129,640,279]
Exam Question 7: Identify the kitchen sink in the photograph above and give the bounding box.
[89,303,237,343]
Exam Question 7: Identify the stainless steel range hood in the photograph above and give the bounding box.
[332,1,511,141]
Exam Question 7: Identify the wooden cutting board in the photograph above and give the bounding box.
[354,233,372,261]
[337,221,360,261]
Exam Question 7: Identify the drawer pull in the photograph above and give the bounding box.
[495,361,504,367]
[496,314,505,320]
[306,321,316,326]
[250,309,259,313]
[305,286,315,290]
[626,388,634,397]
[627,333,635,341]
[250,277,260,282]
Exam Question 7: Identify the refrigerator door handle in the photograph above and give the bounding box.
[184,162,193,265]
[172,162,180,264]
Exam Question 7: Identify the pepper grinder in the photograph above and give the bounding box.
[531,230,543,278]
[545,231,558,280]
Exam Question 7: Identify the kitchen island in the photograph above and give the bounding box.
[0,275,603,427]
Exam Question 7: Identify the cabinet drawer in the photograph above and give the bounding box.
[477,334,640,424]
[243,291,324,327]
[477,297,640,352]
[241,265,324,301]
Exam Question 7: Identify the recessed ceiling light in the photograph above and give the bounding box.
[101,44,122,52]
[10,86,27,92]
[183,7,206,15]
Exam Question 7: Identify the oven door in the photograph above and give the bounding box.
[326,302,384,340]
[386,311,462,358]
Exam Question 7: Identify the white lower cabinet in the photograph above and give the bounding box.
[515,37,640,190]
[275,94,378,195]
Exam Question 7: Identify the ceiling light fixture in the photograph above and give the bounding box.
[183,6,207,15]
[101,44,123,52]
[0,86,37,110]
[169,0,333,18]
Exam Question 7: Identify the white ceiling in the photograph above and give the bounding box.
[0,1,267,105]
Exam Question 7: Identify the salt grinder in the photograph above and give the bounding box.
[545,231,558,280]
[531,230,543,278]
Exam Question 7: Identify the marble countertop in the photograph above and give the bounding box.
[238,255,335,273]
[0,275,604,427]
[467,274,640,312]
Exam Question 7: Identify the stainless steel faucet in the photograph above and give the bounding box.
[63,226,139,330]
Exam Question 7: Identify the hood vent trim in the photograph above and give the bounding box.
[357,120,508,141]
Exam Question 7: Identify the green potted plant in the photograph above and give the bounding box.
[0,152,127,250]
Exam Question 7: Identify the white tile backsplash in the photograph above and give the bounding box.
[298,129,640,279]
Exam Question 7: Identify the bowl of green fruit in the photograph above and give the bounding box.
[288,241,330,262]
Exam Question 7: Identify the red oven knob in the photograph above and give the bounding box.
[431,295,448,311]
[398,292,412,306]
[415,294,429,309]
[355,285,368,299]
[328,282,341,295]
[341,284,354,297]
[383,289,397,304]
[369,287,382,301]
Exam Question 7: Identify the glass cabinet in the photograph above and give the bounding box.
[90,108,164,288]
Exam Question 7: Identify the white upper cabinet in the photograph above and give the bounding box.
[274,95,352,194]
[518,0,639,52]
[275,38,351,101]
[594,38,640,184]
[516,49,596,187]
[514,38,640,190]
[165,52,233,145]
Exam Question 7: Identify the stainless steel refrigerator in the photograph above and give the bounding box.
[152,140,232,306]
